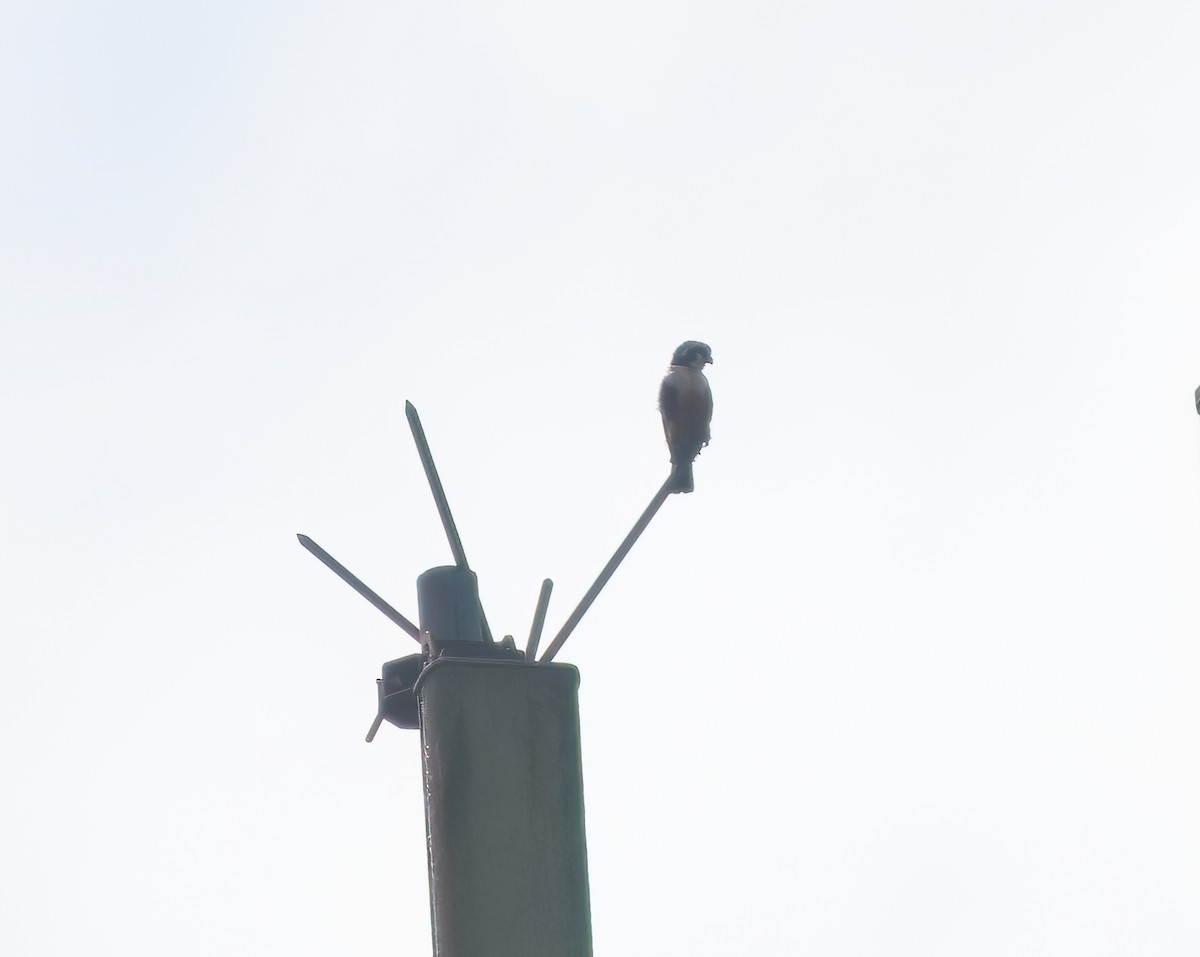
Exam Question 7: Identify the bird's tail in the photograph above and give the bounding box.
[669,462,694,494]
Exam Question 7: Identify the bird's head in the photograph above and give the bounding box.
[671,340,713,369]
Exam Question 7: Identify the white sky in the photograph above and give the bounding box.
[4,2,1199,954]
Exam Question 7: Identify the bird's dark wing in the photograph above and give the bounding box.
[658,375,681,423]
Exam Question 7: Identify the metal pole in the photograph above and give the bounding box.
[418,659,592,957]
[540,475,674,663]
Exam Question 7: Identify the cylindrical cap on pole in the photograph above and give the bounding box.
[417,566,484,645]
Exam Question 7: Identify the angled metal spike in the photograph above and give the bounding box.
[525,579,553,660]
[405,401,470,569]
[540,475,674,664]
[297,534,421,642]
[365,709,385,743]
[405,401,494,643]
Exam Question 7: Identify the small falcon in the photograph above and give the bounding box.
[658,340,714,493]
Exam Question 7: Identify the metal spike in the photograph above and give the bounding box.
[540,474,674,663]
[297,534,421,641]
[405,401,494,643]
[525,579,554,660]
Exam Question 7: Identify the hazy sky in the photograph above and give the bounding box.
[4,3,1199,954]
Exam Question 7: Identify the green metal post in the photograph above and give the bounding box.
[415,659,592,957]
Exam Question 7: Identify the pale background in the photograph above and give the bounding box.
[3,2,1199,954]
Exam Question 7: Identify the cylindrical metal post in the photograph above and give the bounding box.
[416,659,592,957]
[417,566,484,647]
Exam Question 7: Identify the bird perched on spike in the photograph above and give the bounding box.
[659,340,714,493]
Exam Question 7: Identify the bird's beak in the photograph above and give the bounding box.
[706,357,713,365]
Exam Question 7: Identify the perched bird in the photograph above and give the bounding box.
[658,340,714,493]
